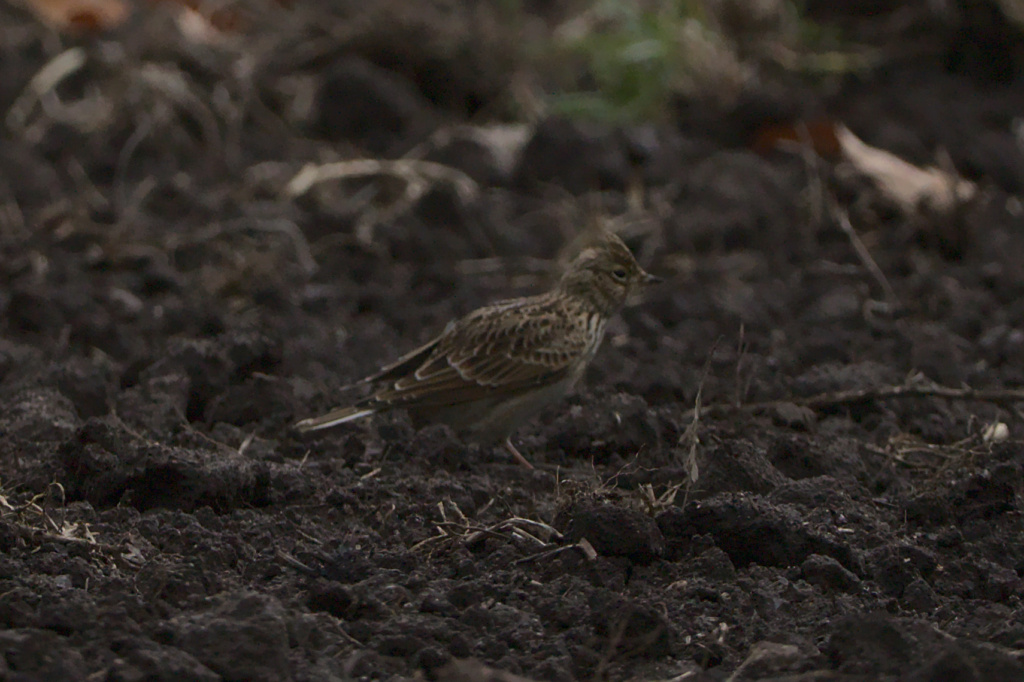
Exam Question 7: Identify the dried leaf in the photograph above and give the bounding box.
[752,118,841,157]
[982,421,1009,443]
[16,0,130,32]
[174,4,244,44]
[837,125,977,216]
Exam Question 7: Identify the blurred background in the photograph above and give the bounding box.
[2,2,1024,680]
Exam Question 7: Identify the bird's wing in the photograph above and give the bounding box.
[361,324,452,385]
[371,303,590,408]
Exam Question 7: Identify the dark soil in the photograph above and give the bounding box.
[2,3,1024,681]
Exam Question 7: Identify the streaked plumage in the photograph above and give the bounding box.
[295,231,659,468]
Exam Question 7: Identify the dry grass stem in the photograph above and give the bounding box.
[285,158,479,245]
[833,202,900,309]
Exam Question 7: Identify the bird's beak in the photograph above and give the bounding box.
[641,271,663,286]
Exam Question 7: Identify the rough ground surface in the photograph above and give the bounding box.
[1,3,1024,681]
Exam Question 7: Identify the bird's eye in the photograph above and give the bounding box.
[611,268,628,281]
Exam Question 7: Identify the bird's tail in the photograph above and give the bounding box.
[294,405,376,432]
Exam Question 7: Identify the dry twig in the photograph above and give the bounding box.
[832,203,900,309]
[6,47,87,132]
[696,380,1024,419]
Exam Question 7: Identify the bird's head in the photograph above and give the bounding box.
[558,231,660,314]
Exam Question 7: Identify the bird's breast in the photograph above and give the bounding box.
[583,313,607,362]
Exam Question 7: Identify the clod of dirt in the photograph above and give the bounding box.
[563,502,665,564]
[404,423,471,469]
[544,392,662,464]
[310,546,377,585]
[0,386,81,442]
[0,628,88,681]
[825,614,935,676]
[800,553,861,593]
[160,591,291,682]
[824,613,1024,680]
[108,636,220,682]
[769,401,817,429]
[904,461,1021,527]
[905,648,1000,682]
[934,556,1020,603]
[668,150,803,253]
[205,375,294,427]
[115,373,191,434]
[314,56,437,154]
[656,493,858,571]
[865,542,937,597]
[0,141,63,209]
[60,418,263,511]
[131,332,282,427]
[729,640,804,680]
[50,356,115,419]
[789,360,900,397]
[906,322,971,386]
[0,338,43,386]
[692,433,789,495]
[768,474,867,508]
[512,117,632,194]
[901,577,940,613]
[589,590,673,660]
[436,657,539,682]
[689,546,738,581]
[765,436,862,481]
[305,578,355,620]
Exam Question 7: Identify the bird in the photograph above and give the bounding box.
[295,230,660,468]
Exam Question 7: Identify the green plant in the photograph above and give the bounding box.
[548,0,721,123]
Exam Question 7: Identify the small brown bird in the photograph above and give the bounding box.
[295,230,659,468]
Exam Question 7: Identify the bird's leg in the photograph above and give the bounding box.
[503,438,534,469]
